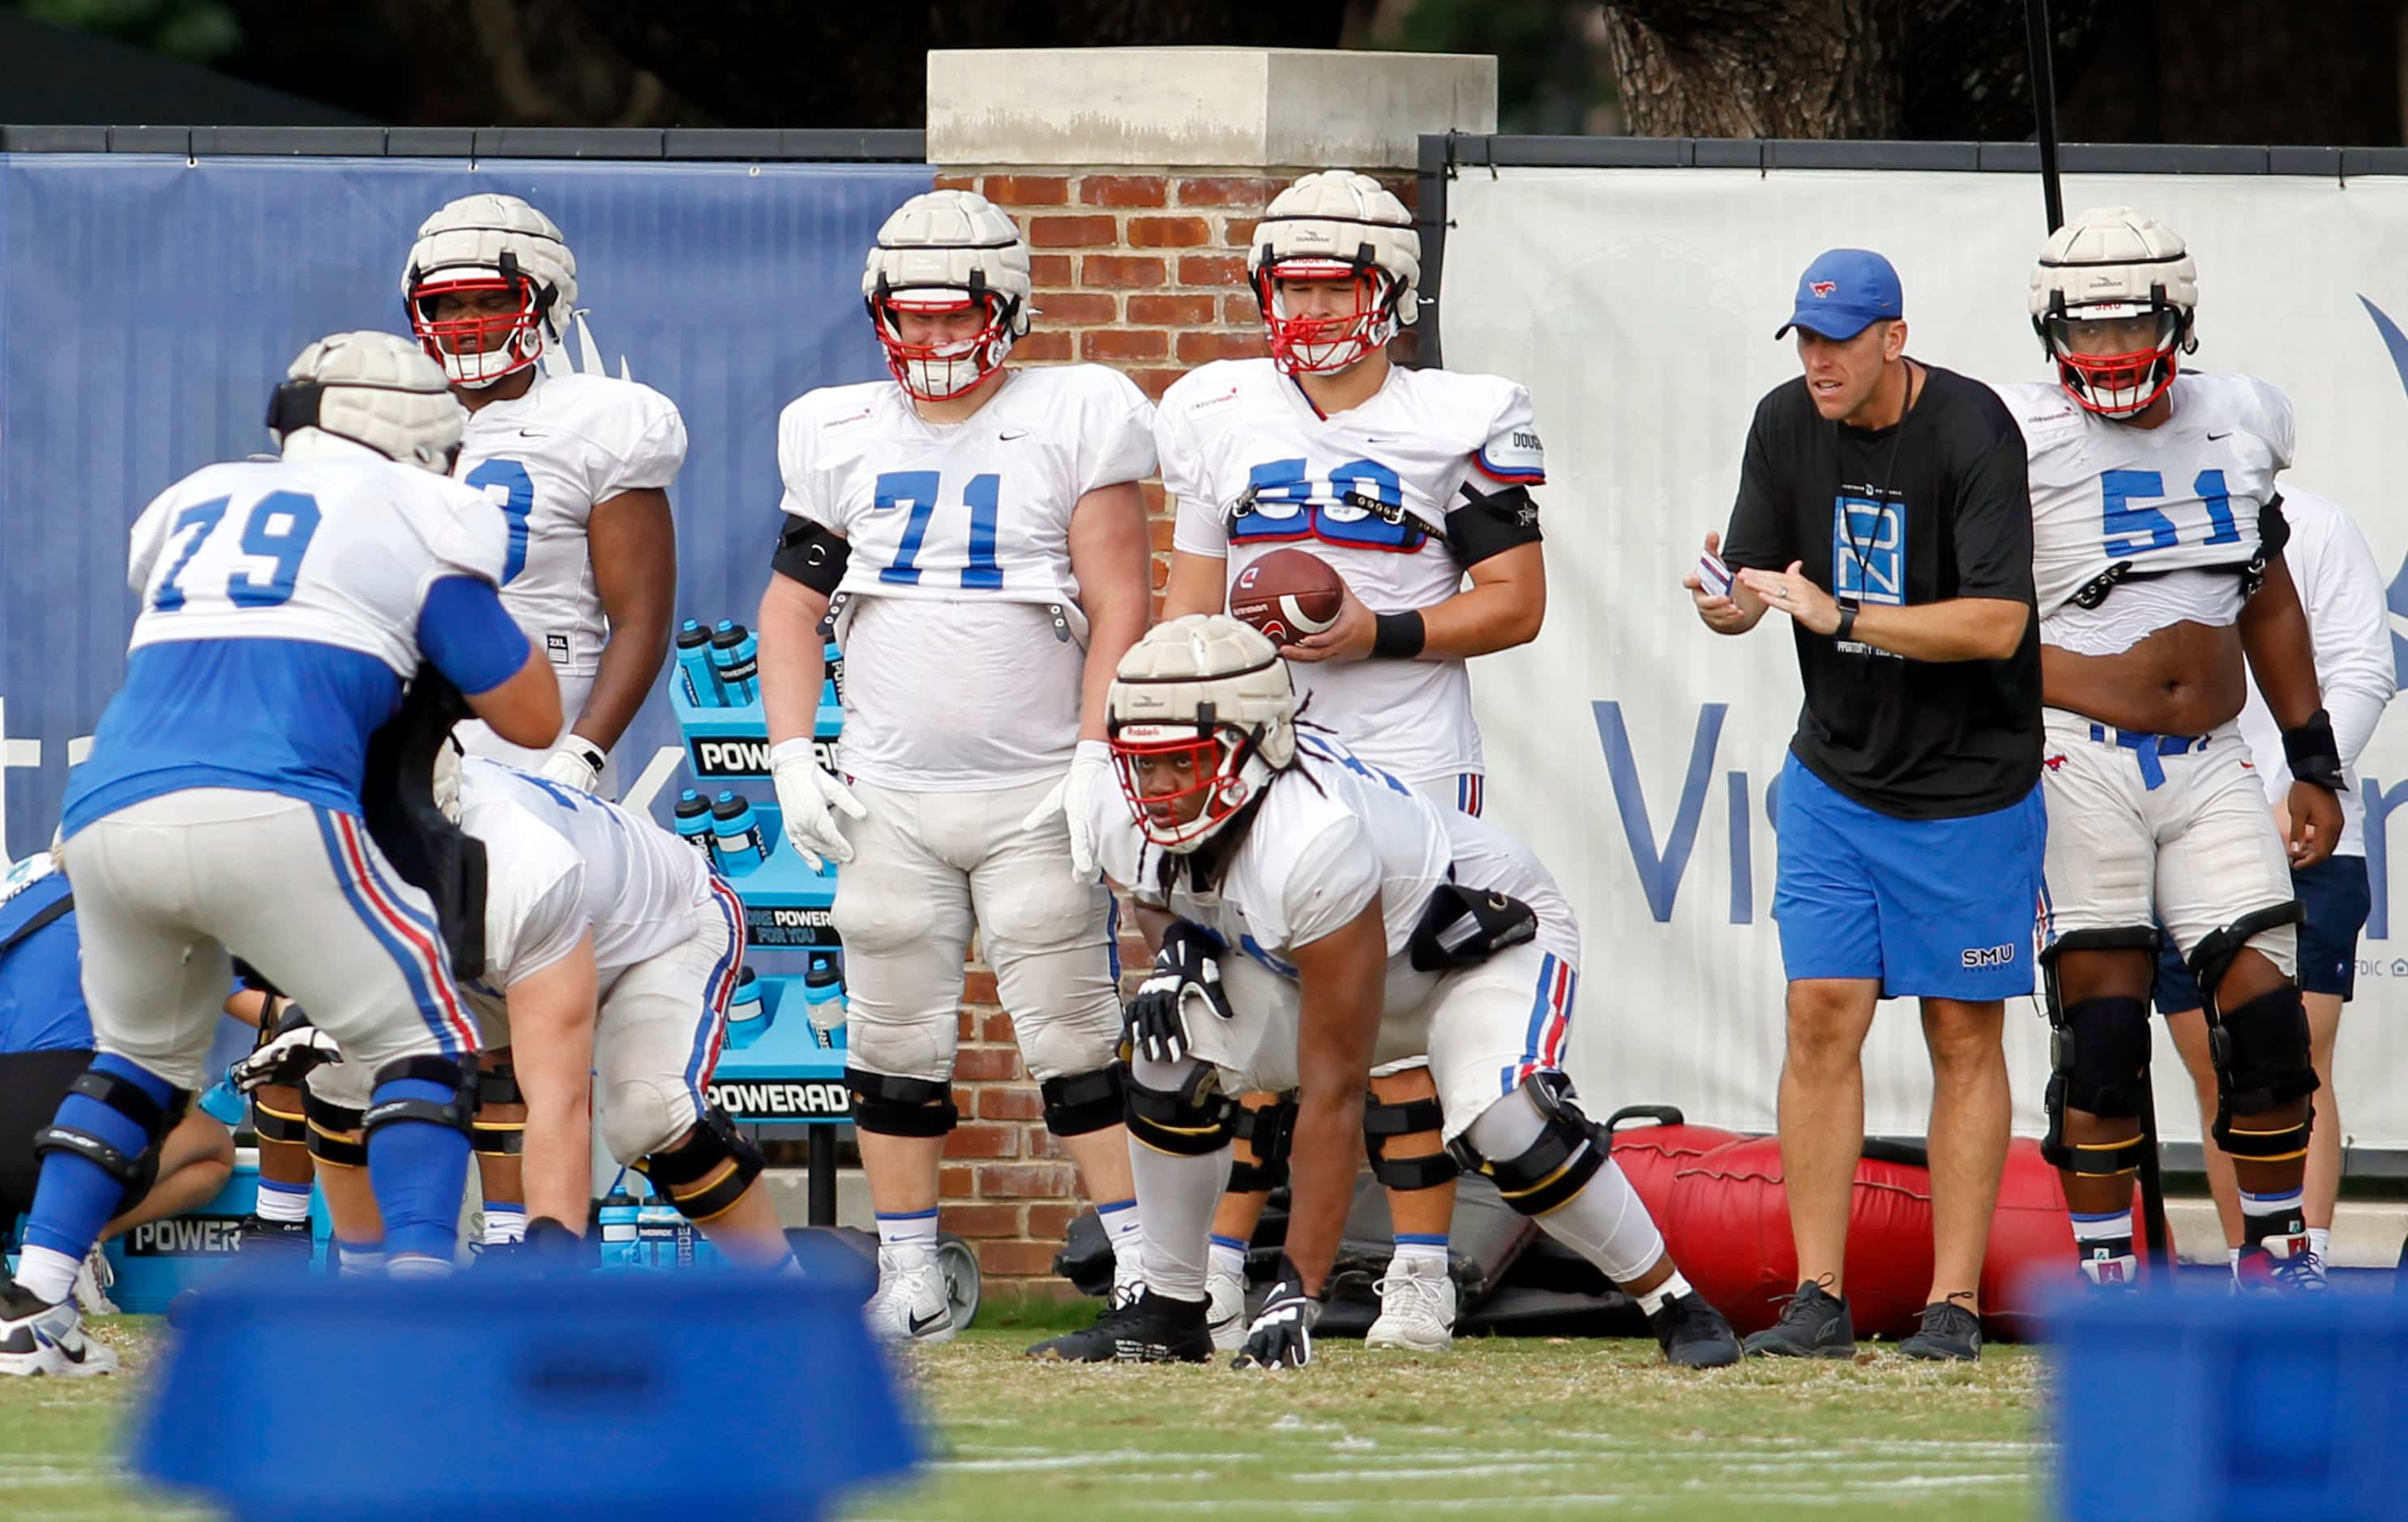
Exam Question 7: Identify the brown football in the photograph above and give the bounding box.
[1229,548,1345,648]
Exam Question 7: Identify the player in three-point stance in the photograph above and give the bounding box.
[755,190,1156,1344]
[0,333,560,1373]
[279,751,794,1272]
[1030,616,1739,1369]
[1995,207,2344,1289]
[402,192,687,1253]
[1156,170,1549,1353]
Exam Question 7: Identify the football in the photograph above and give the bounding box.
[1229,549,1345,648]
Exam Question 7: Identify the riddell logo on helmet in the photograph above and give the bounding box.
[1810,281,1837,297]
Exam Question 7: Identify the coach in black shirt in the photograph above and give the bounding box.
[1683,249,2042,1364]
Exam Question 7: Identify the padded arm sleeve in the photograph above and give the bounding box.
[419,575,533,695]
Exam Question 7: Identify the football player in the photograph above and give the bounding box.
[1155,170,1548,1352]
[0,333,559,1373]
[288,750,791,1269]
[403,192,687,1251]
[1029,617,1739,1369]
[755,190,1156,1344]
[1995,207,2344,1289]
[2151,485,2394,1286]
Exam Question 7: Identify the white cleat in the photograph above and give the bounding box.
[0,1282,118,1378]
[1365,1255,1456,1352]
[72,1245,119,1317]
[864,1247,955,1345]
[1205,1267,1248,1353]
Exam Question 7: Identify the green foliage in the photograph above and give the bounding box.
[1367,0,1619,135]
[15,0,242,62]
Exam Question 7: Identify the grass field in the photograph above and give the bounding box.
[0,1315,2048,1521]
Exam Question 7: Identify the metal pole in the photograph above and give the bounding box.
[807,1126,837,1228]
[2025,0,2066,232]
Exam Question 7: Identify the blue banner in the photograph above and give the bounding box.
[0,153,932,857]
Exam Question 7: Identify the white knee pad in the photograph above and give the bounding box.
[1463,1081,1664,1284]
[841,1010,959,1086]
[600,1076,698,1166]
[307,1055,374,1111]
[1012,991,1125,1083]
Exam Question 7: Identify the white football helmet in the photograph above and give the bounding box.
[862,190,1033,401]
[1247,170,1420,374]
[268,331,465,474]
[1107,615,1298,853]
[402,194,580,388]
[2029,205,2199,417]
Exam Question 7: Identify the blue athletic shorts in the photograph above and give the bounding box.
[2151,852,2371,1011]
[1772,754,2047,1000]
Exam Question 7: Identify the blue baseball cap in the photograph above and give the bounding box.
[1775,248,1903,340]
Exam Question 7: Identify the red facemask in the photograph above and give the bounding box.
[1255,264,1395,375]
[875,292,1012,401]
[2046,310,2183,417]
[410,275,544,387]
[1110,730,1254,850]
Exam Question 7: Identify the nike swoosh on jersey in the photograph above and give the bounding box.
[2206,430,2232,439]
[999,429,1030,441]
[518,428,548,438]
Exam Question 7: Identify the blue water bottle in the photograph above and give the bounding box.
[802,951,846,1050]
[199,1075,247,1127]
[635,1185,694,1270]
[710,620,759,706]
[674,789,716,860]
[711,791,770,874]
[725,967,768,1049]
[675,618,721,707]
[597,1182,640,1270]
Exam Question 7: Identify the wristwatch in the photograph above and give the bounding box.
[1834,597,1859,643]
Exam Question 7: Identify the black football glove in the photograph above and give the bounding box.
[1124,920,1234,1064]
[1234,1256,1324,1370]
[229,1003,342,1093]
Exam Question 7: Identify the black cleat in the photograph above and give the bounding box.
[1898,1300,1982,1362]
[1743,1278,1856,1358]
[239,1215,316,1264]
[1649,1290,1741,1368]
[1024,1289,1213,1363]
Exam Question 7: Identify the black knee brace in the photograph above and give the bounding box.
[32,1066,189,1211]
[2188,901,2305,1007]
[1123,1063,1238,1157]
[2037,928,2158,1177]
[2207,985,2318,1159]
[1443,1073,1605,1217]
[361,1055,480,1142]
[1363,1092,1460,1191]
[1040,1067,1123,1138]
[846,1070,959,1138]
[477,1062,524,1106]
[632,1105,765,1224]
[252,1097,310,1145]
[471,1061,524,1156]
[1228,1093,1297,1192]
[305,1092,367,1169]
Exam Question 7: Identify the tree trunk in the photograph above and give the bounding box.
[1601,0,1907,139]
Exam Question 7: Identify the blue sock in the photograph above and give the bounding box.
[366,1079,470,1264]
[20,1055,178,1260]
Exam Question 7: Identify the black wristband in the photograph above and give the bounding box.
[1834,605,1858,643]
[1371,609,1426,661]
[2282,708,2346,792]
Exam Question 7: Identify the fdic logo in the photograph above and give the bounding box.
[690,737,840,779]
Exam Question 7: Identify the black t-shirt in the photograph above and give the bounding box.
[1721,362,2042,820]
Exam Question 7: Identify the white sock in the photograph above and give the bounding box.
[254,1180,313,1225]
[1465,1088,1663,1282]
[1125,1058,1234,1303]
[1208,1236,1248,1284]
[482,1204,527,1246]
[387,1253,451,1279]
[1097,1198,1143,1289]
[336,1242,387,1277]
[15,1246,81,1305]
[1636,1268,1693,1318]
[1388,1236,1450,1276]
[875,1209,939,1262]
[2307,1225,2331,1263]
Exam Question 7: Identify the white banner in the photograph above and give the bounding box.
[1442,165,2408,1146]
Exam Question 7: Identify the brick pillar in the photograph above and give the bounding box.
[923,48,1496,1292]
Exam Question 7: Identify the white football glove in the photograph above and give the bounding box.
[230,1006,344,1094]
[1018,740,1114,881]
[769,736,866,872]
[536,737,609,793]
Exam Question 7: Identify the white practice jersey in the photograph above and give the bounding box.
[1995,372,2292,648]
[125,441,507,674]
[453,756,708,1015]
[777,365,1156,789]
[1160,359,1546,786]
[456,370,686,678]
[2226,487,2398,856]
[1097,733,1578,984]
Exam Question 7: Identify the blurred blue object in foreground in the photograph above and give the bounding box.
[2050,1283,2408,1520]
[132,1251,913,1521]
